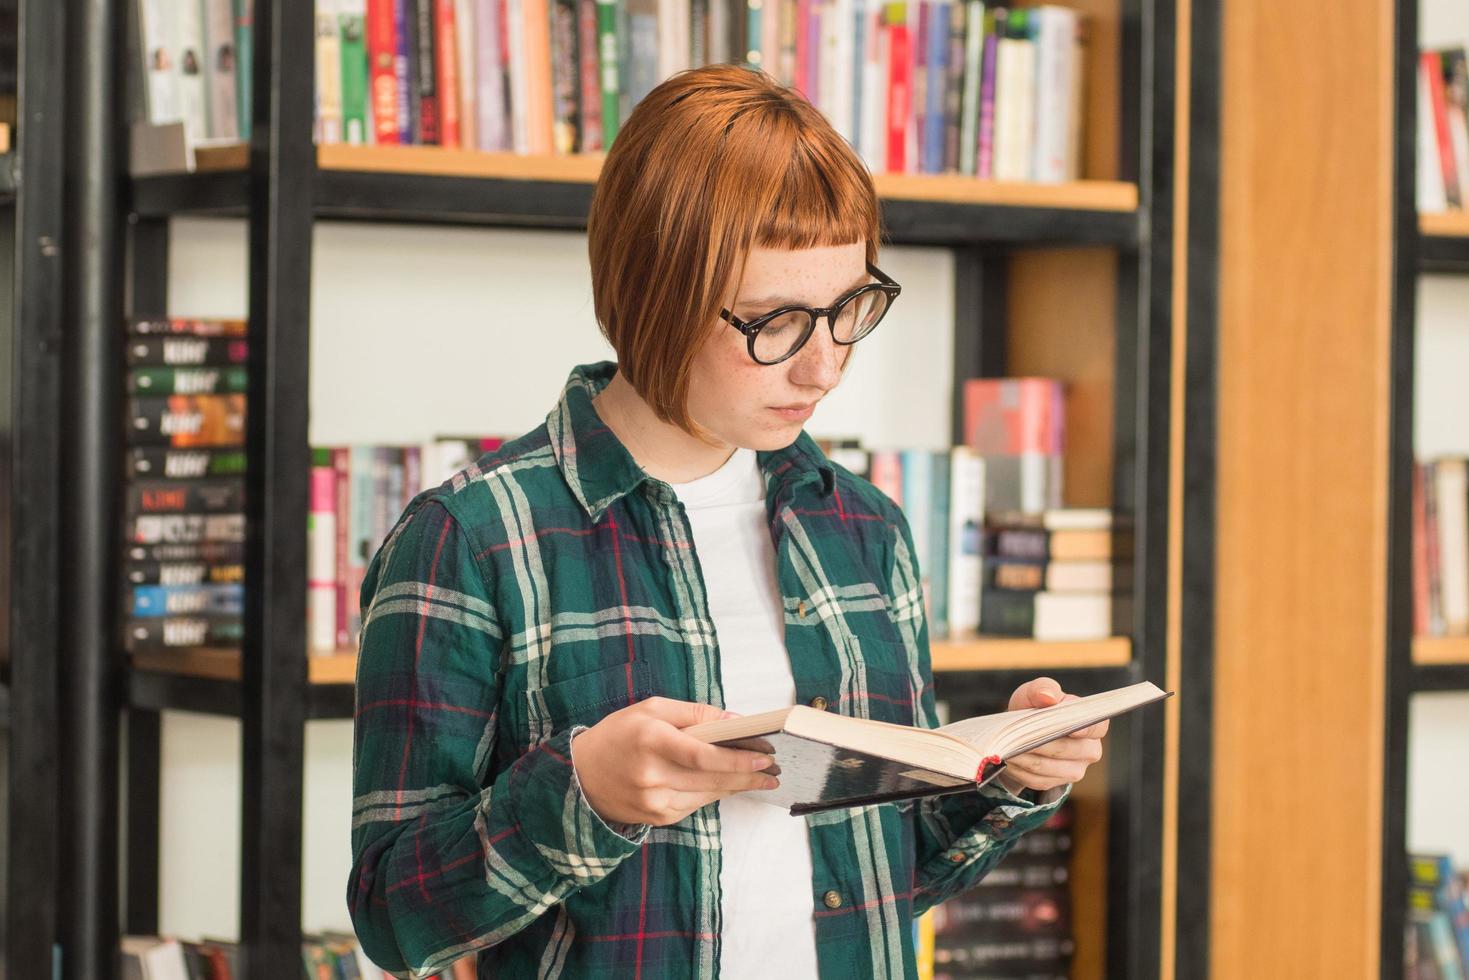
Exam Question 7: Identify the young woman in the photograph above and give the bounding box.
[348,63,1107,979]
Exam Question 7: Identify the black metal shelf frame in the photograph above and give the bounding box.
[107,0,1183,977]
[1419,231,1469,274]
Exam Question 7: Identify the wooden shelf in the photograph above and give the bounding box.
[1419,210,1469,238]
[1418,211,1469,273]
[131,647,357,685]
[930,636,1132,671]
[131,143,1142,247]
[1413,634,1469,666]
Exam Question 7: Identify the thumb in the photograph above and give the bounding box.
[637,697,731,729]
[1016,677,1064,710]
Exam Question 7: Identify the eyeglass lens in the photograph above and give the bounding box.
[752,287,892,364]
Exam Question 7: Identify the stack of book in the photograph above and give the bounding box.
[122,929,478,978]
[928,801,1075,980]
[121,317,248,660]
[305,436,507,653]
[130,0,1090,182]
[1406,853,1469,980]
[962,376,1064,515]
[1418,46,1469,213]
[980,508,1128,642]
[1413,458,1469,638]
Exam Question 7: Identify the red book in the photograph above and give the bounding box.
[886,7,911,173]
[963,378,1065,455]
[795,0,811,99]
[368,0,400,143]
[576,0,603,151]
[1425,51,1461,208]
[435,0,461,147]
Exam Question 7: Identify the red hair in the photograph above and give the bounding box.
[587,64,883,433]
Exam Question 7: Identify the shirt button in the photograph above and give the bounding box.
[822,890,841,909]
[949,851,967,864]
[809,696,828,711]
[798,601,807,618]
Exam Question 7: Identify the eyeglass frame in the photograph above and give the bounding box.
[718,261,903,366]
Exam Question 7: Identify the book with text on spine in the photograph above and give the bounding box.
[687,680,1169,814]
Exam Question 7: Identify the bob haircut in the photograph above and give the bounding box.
[586,63,883,435]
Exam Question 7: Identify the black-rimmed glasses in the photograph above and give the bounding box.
[719,261,902,365]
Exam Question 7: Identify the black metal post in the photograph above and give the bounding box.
[6,0,67,975]
[239,0,316,975]
[1173,0,1221,973]
[949,247,1008,444]
[1380,0,1420,974]
[59,0,125,972]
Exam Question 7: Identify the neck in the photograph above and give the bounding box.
[591,369,736,484]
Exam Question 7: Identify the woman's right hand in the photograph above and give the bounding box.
[571,697,779,827]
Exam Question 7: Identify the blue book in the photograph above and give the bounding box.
[924,0,950,173]
[928,450,951,638]
[131,583,245,618]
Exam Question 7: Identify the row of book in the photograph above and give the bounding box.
[1413,458,1469,638]
[1418,46,1469,213]
[132,0,1090,182]
[121,930,477,978]
[1406,853,1469,980]
[917,782,1076,979]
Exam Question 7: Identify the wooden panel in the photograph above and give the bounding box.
[1413,635,1469,666]
[931,637,1131,671]
[1211,0,1393,971]
[1005,249,1117,508]
[1069,754,1109,980]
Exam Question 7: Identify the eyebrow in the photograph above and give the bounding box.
[737,272,873,310]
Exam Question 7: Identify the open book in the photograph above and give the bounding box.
[685,681,1170,814]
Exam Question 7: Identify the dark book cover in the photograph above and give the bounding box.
[128,447,247,479]
[413,0,438,143]
[126,479,245,515]
[124,614,245,651]
[126,512,246,545]
[128,316,247,337]
[125,541,246,564]
[551,0,581,153]
[979,589,1036,636]
[930,886,1071,936]
[128,365,248,396]
[126,335,247,367]
[127,394,246,448]
[125,560,244,587]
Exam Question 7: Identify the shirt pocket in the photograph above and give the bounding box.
[535,658,654,732]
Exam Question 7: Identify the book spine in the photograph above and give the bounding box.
[885,2,910,173]
[128,447,247,480]
[395,0,417,139]
[369,0,401,143]
[923,0,947,174]
[475,0,508,150]
[202,0,240,139]
[928,450,951,638]
[1413,462,1430,637]
[976,6,999,178]
[942,0,966,174]
[128,316,248,337]
[551,0,581,153]
[523,0,556,154]
[577,0,603,150]
[234,0,254,139]
[127,513,247,546]
[127,395,247,448]
[348,446,378,645]
[175,0,210,146]
[340,0,371,144]
[137,0,182,124]
[505,0,530,152]
[455,0,479,148]
[125,560,245,587]
[317,0,345,143]
[947,448,985,636]
[127,336,248,367]
[125,614,246,652]
[127,479,246,515]
[132,583,245,618]
[595,0,620,145]
[333,448,353,649]
[125,541,246,564]
[1426,51,1462,209]
[414,0,440,142]
[1436,459,1469,633]
[129,365,249,396]
[309,450,339,652]
[435,0,462,147]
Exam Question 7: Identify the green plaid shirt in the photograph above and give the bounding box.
[348,361,1065,979]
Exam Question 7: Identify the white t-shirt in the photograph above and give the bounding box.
[668,448,820,979]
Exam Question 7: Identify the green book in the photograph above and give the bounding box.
[596,0,621,146]
[233,0,253,139]
[340,0,370,144]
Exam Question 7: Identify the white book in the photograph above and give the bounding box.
[1420,56,1449,213]
[946,447,986,636]
[315,0,344,144]
[1045,559,1117,592]
[993,29,1030,179]
[1034,591,1115,641]
[136,0,181,124]
[860,0,886,170]
[1030,6,1077,183]
[901,450,934,612]
[1066,19,1085,179]
[456,0,479,149]
[1436,459,1469,634]
[476,0,509,150]
[958,0,984,176]
[658,0,691,82]
[506,0,531,153]
[174,0,211,147]
[201,0,239,139]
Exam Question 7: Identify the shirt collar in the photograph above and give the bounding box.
[546,361,835,522]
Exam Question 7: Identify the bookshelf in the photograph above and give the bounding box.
[95,0,1184,977]
[1,0,65,976]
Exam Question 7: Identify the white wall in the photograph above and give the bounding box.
[155,217,957,940]
[1408,0,1469,870]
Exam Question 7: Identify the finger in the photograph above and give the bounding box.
[635,696,731,729]
[666,766,781,796]
[1011,676,1064,710]
[1005,753,1090,784]
[1016,737,1104,763]
[1069,718,1110,740]
[652,727,775,773]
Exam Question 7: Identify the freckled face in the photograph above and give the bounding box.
[685,242,869,451]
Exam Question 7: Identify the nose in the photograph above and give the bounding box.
[786,316,848,391]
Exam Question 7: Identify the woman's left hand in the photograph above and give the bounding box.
[995,676,1107,795]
